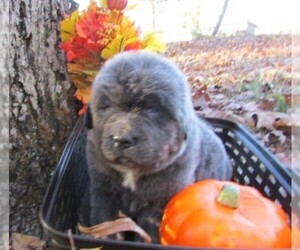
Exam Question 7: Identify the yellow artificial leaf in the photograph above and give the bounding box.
[141,32,166,53]
[118,16,138,38]
[60,10,79,42]
[99,0,108,9]
[101,36,127,59]
[106,10,124,25]
[101,17,139,59]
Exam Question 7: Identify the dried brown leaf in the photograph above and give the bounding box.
[78,218,152,243]
[273,119,291,134]
[249,112,292,130]
[12,233,46,250]
[258,99,276,111]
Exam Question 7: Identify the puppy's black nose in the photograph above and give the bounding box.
[112,135,137,148]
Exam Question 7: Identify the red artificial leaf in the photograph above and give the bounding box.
[76,2,107,42]
[60,1,114,62]
[60,35,102,62]
[124,40,142,51]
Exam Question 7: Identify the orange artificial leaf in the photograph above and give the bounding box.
[67,61,101,80]
[74,86,92,104]
[78,104,88,116]
[124,40,141,51]
[76,2,107,42]
[67,62,86,74]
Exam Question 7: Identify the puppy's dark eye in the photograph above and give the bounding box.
[139,98,160,113]
[147,102,160,113]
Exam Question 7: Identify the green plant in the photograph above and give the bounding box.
[270,94,288,113]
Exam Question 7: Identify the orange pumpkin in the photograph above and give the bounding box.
[292,212,300,248]
[160,180,291,248]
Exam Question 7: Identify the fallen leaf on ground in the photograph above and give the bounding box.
[192,84,211,109]
[262,130,287,147]
[12,233,46,250]
[273,118,292,134]
[248,112,293,130]
[258,99,276,111]
[78,218,152,243]
[166,35,293,168]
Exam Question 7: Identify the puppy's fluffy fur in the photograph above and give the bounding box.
[85,51,232,242]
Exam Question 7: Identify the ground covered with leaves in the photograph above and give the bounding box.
[165,34,294,168]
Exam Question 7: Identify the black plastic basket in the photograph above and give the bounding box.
[40,116,292,250]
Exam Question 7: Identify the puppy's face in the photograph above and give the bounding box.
[86,52,194,174]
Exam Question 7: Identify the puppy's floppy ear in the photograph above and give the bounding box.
[84,104,93,129]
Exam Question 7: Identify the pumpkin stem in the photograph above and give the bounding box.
[216,184,239,209]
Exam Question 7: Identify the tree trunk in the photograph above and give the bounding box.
[9,0,77,237]
[211,0,229,37]
[0,0,9,246]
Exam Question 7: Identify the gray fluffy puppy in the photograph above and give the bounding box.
[85,51,232,242]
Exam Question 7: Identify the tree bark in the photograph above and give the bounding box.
[0,0,9,246]
[9,0,77,237]
[211,0,229,37]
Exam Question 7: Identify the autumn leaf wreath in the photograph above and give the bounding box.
[60,0,166,115]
